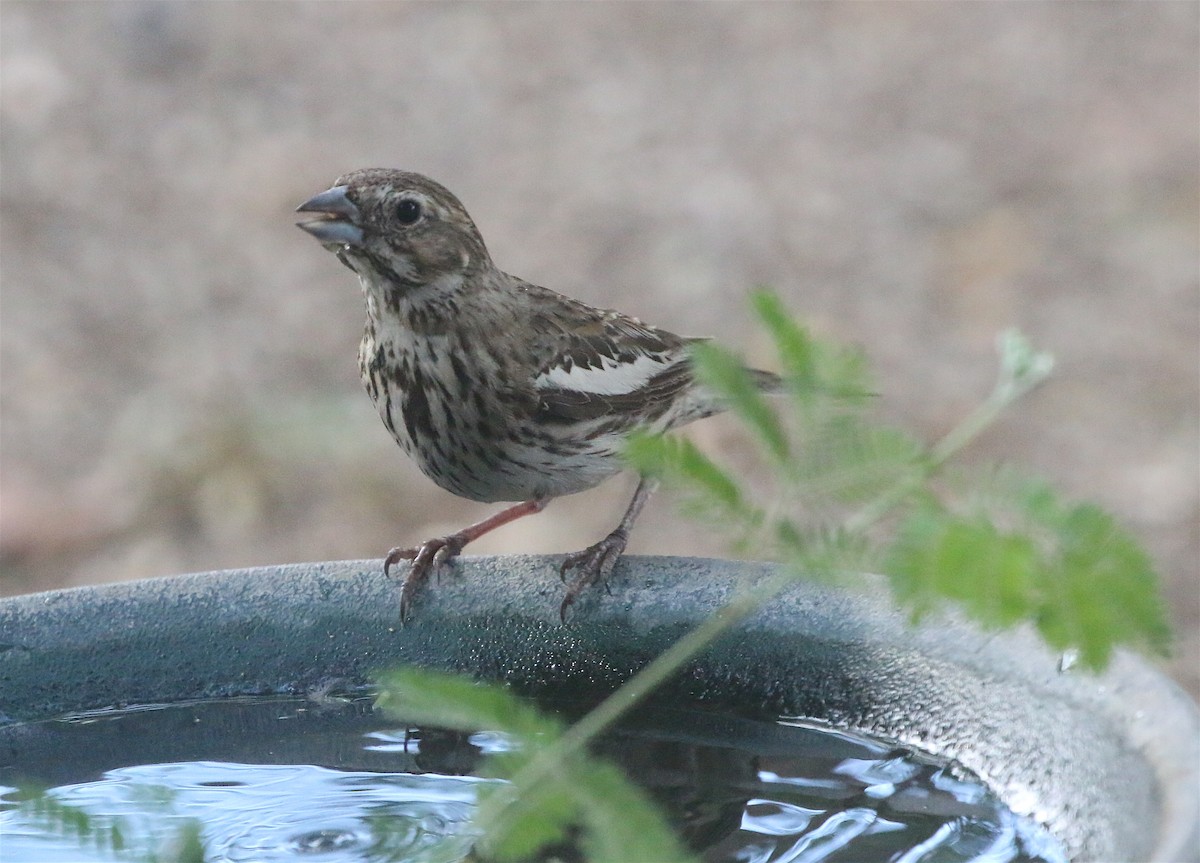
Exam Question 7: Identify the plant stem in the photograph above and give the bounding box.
[493,565,798,811]
[844,366,1046,535]
[928,382,1021,467]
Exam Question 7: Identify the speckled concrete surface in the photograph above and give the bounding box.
[1,3,1196,701]
[1,558,1196,861]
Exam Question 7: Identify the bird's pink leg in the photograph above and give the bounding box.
[559,476,659,621]
[385,497,550,622]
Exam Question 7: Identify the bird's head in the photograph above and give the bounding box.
[296,169,491,292]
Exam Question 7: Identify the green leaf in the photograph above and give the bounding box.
[375,668,699,863]
[690,341,789,461]
[887,505,1038,626]
[751,289,817,388]
[16,785,207,863]
[374,668,561,742]
[885,490,1171,670]
[573,760,695,863]
[477,777,580,861]
[623,431,677,479]
[171,821,208,863]
[1036,501,1171,669]
[625,433,743,512]
[751,289,874,404]
[779,524,878,579]
[796,417,925,503]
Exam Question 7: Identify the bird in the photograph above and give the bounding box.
[296,169,779,622]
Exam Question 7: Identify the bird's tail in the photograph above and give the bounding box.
[747,368,784,394]
[669,366,784,428]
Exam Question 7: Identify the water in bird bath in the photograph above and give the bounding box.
[0,694,1066,862]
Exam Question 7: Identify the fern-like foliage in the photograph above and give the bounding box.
[375,668,696,863]
[9,786,205,863]
[628,289,1170,670]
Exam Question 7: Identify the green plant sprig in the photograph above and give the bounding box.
[9,786,205,863]
[628,290,1168,670]
[375,668,695,863]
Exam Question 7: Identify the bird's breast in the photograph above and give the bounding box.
[359,328,623,503]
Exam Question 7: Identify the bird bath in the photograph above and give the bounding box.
[1,556,1196,861]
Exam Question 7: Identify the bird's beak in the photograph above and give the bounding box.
[295,185,364,247]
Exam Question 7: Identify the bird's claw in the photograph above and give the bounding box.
[383,545,418,576]
[384,534,466,623]
[558,530,629,622]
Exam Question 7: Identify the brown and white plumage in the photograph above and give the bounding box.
[297,169,778,620]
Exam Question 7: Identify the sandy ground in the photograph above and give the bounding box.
[2,2,1196,699]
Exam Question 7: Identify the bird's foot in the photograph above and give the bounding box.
[558,529,629,621]
[383,534,468,623]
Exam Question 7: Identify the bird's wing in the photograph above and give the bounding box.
[525,294,701,426]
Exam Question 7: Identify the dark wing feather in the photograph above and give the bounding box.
[535,359,696,424]
[518,286,701,428]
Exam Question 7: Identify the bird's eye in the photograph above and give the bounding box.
[395,198,423,225]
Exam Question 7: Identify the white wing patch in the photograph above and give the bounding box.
[536,353,674,396]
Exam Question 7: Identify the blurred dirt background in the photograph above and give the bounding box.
[1,2,1196,698]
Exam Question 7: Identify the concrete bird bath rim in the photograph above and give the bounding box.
[0,556,1196,862]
